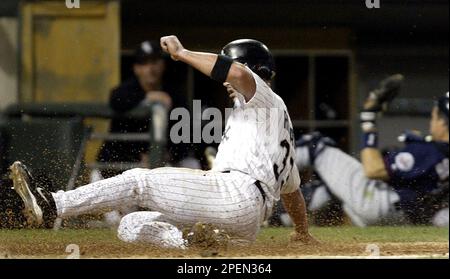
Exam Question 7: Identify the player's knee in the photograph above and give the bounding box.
[117,212,150,243]
[117,214,138,243]
[118,212,165,241]
[117,213,186,248]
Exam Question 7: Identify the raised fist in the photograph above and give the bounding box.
[160,35,185,61]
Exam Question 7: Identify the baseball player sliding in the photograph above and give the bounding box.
[296,79,449,227]
[8,35,316,248]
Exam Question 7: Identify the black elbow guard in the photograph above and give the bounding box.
[211,55,233,83]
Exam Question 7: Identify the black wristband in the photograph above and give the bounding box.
[211,55,233,83]
[362,132,378,148]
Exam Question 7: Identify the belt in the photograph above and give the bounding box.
[221,170,266,202]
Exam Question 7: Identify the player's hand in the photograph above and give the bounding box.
[223,82,239,99]
[160,35,185,61]
[146,91,173,108]
[290,232,320,245]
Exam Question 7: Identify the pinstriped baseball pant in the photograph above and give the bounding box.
[52,167,265,248]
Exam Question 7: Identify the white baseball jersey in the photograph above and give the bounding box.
[213,71,300,208]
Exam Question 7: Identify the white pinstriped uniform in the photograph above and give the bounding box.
[52,72,300,248]
[213,71,300,214]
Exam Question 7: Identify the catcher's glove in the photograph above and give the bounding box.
[364,74,404,112]
[360,74,404,132]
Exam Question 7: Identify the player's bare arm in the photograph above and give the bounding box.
[160,35,256,101]
[361,148,389,181]
[281,190,318,244]
[360,90,389,180]
[360,95,390,180]
[359,74,404,181]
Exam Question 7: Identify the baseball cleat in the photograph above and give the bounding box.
[8,161,57,228]
[365,74,404,112]
[9,161,43,226]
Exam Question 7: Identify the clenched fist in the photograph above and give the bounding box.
[160,35,185,61]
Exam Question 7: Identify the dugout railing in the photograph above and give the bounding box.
[0,102,168,191]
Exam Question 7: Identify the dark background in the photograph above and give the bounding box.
[0,0,448,151]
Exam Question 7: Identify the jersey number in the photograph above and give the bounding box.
[273,140,293,184]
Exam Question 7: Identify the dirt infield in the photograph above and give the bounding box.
[0,227,448,259]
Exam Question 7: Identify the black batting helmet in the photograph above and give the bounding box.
[221,39,275,81]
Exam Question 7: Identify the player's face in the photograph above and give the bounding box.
[430,107,448,140]
[133,59,166,88]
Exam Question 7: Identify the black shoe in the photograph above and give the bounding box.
[8,161,57,228]
[296,132,336,165]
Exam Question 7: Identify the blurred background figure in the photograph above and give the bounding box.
[91,41,168,226]
[97,40,170,178]
[96,40,199,179]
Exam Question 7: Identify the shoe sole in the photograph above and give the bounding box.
[9,162,43,226]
